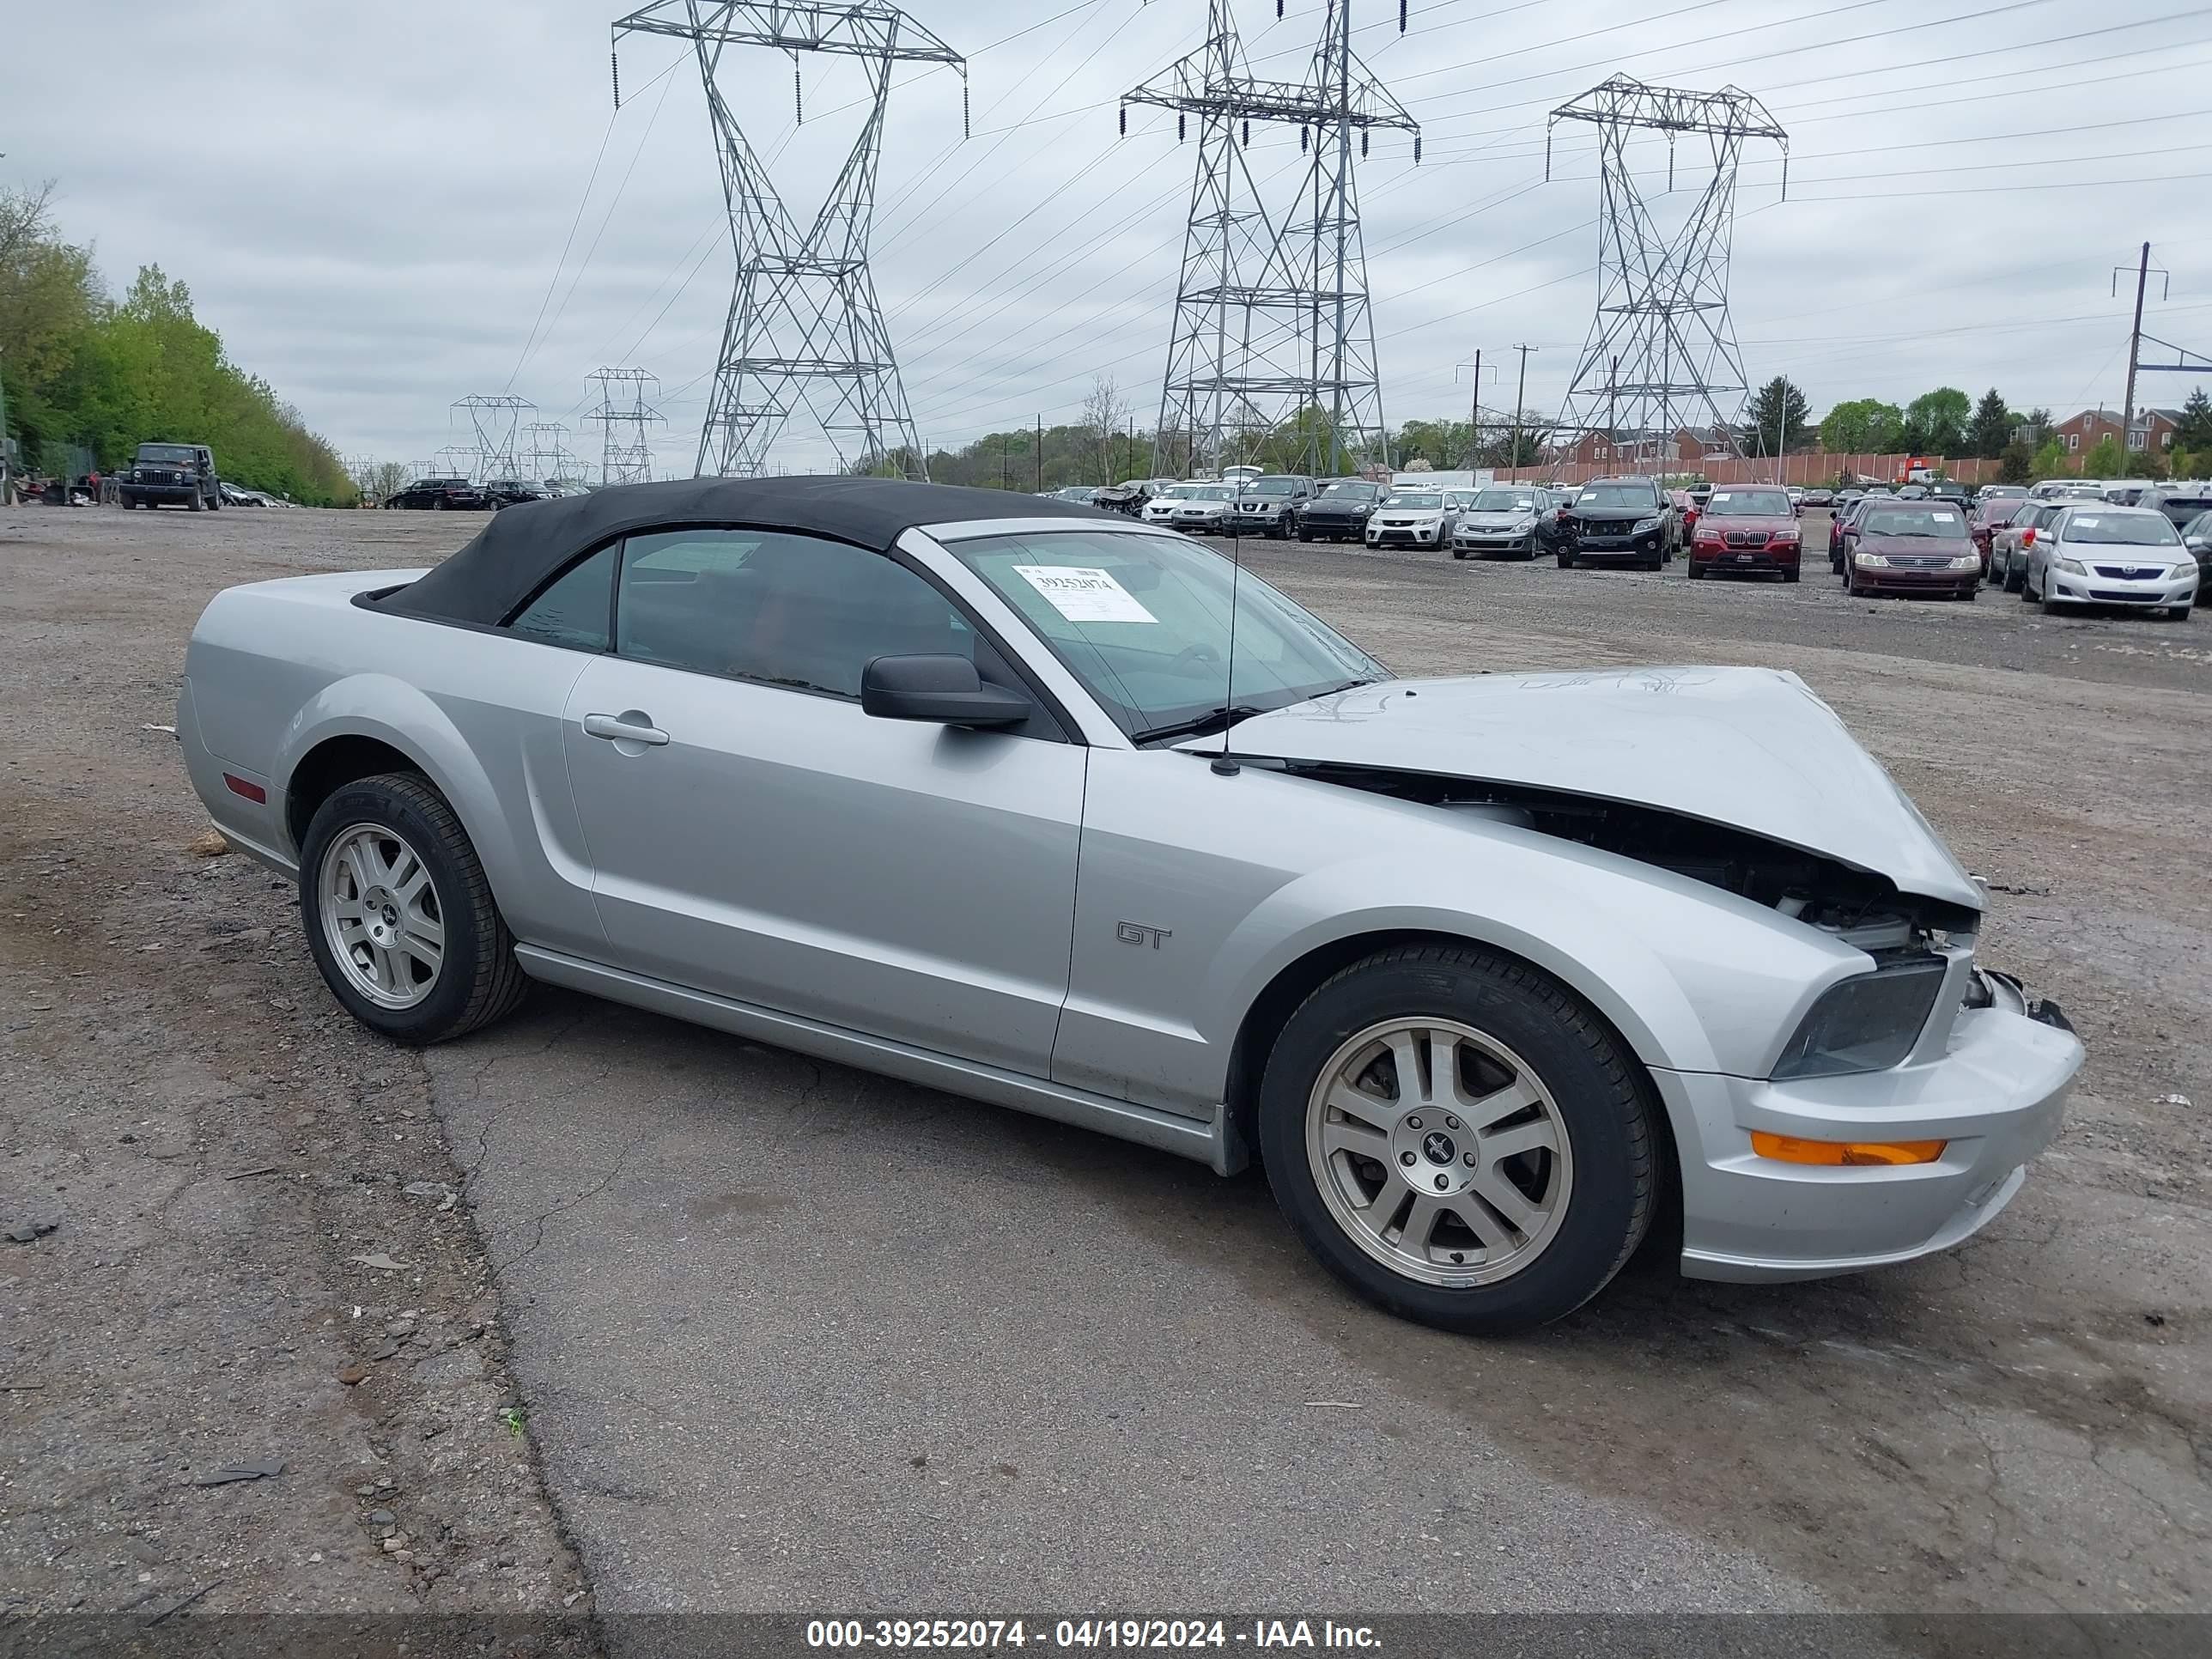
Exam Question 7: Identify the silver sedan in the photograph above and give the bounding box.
[2020,502,2198,618]
[179,477,2081,1334]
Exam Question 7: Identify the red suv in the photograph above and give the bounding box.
[1686,485,1802,581]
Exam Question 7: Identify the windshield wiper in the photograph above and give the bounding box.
[1314,677,1382,697]
[1132,704,1267,745]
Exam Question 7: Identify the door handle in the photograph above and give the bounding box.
[582,712,670,746]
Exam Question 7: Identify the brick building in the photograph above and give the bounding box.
[2050,406,2183,460]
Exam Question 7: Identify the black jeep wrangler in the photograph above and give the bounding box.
[120,442,222,512]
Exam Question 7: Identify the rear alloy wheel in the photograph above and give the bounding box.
[1261,947,1654,1334]
[300,773,527,1044]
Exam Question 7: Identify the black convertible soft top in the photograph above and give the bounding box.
[373,475,1109,628]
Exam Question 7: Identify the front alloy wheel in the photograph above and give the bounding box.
[1305,1018,1574,1288]
[1259,945,1656,1334]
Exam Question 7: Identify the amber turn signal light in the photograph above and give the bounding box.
[1751,1131,1946,1167]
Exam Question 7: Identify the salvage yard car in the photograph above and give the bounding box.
[1292,479,1383,544]
[1686,485,1802,582]
[1558,477,1674,569]
[2019,503,2197,619]
[1840,501,1982,599]
[179,477,2082,1335]
[120,441,222,512]
[1449,486,1557,560]
[1364,486,1464,549]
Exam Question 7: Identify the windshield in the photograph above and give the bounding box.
[1468,489,1538,513]
[1247,478,1298,496]
[137,445,197,464]
[2061,513,2182,546]
[1575,484,1656,510]
[946,528,1386,740]
[1054,488,1095,501]
[1318,482,1377,500]
[1705,489,1791,517]
[1156,485,1197,501]
[1381,492,1442,509]
[1863,507,1966,538]
[1182,485,1232,501]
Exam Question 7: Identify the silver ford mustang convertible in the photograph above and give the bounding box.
[180,477,2082,1333]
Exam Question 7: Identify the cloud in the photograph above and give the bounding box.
[16,0,2209,473]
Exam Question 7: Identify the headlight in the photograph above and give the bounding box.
[131,469,145,482]
[1853,551,1890,568]
[1771,957,1949,1080]
[2056,557,2087,575]
[1948,555,1979,570]
[1632,516,1661,532]
[2171,563,2200,584]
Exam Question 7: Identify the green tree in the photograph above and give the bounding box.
[2176,386,2212,453]
[1747,374,1811,457]
[1905,386,1972,454]
[1816,398,1901,453]
[2031,436,2069,479]
[1967,388,2013,459]
[0,188,351,503]
[1997,440,2034,485]
[2082,434,2125,477]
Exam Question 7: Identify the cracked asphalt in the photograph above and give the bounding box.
[4,505,2207,1632]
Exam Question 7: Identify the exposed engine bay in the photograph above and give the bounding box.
[1285,761,1981,952]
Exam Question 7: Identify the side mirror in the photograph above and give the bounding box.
[861,654,1030,728]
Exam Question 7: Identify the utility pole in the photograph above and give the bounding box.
[1035,414,1042,493]
[1510,344,1536,481]
[1454,350,1495,471]
[2111,241,2172,453]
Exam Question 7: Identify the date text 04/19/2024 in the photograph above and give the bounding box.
[805,1621,1382,1650]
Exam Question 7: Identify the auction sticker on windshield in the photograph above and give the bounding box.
[1012,565,1158,623]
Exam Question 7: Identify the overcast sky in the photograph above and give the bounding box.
[16,0,2212,476]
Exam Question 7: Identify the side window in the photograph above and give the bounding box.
[506,544,616,652]
[614,527,972,699]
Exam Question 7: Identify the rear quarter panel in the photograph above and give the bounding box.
[180,573,606,958]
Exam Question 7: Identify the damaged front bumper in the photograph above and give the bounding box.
[1654,970,2083,1283]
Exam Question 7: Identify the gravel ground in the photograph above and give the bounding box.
[0,503,2204,1636]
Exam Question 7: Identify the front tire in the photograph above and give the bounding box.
[298,773,528,1045]
[1258,945,1656,1335]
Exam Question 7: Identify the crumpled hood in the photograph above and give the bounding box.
[1182,667,1982,909]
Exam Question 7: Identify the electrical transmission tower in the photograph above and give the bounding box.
[1127,1,1418,479]
[433,445,483,481]
[452,395,535,480]
[522,422,586,486]
[1547,76,1785,465]
[611,3,965,480]
[584,368,665,486]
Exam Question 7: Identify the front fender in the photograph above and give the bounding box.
[277,676,521,902]
[1202,838,1869,1079]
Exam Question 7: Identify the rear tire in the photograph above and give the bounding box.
[298,773,528,1045]
[1257,945,1656,1335]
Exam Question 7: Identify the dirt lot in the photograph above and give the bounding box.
[0,503,2205,1635]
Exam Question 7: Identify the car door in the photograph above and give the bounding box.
[559,525,1086,1079]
